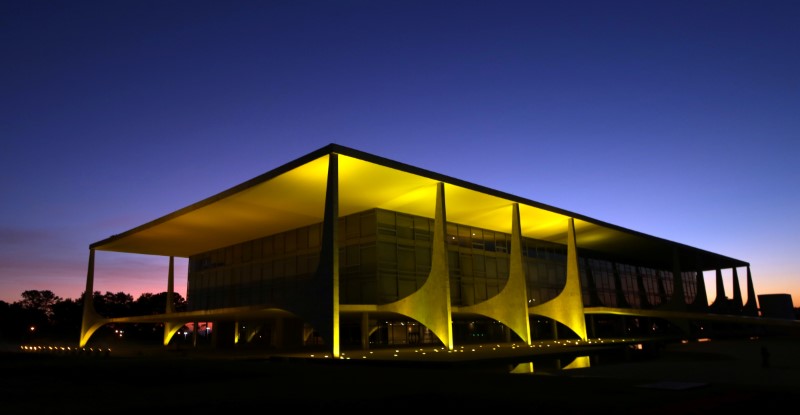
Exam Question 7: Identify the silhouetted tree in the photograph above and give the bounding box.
[19,290,62,320]
[2,289,192,345]
[123,292,188,342]
[93,291,134,317]
[132,292,187,315]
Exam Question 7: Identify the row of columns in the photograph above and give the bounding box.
[79,152,757,356]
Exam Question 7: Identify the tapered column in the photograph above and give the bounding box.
[433,182,452,349]
[711,268,727,313]
[529,217,587,341]
[692,270,709,310]
[315,153,340,357]
[457,203,531,344]
[82,249,96,319]
[668,247,686,309]
[330,156,340,357]
[79,249,105,347]
[285,154,339,355]
[732,267,744,312]
[743,266,758,316]
[163,256,182,346]
[379,182,453,350]
[715,269,726,301]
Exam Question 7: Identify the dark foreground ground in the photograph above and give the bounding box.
[2,336,799,414]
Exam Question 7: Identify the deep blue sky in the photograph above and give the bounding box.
[2,1,798,306]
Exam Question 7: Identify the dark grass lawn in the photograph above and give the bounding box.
[1,341,796,415]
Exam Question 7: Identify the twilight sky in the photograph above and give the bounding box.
[2,1,798,307]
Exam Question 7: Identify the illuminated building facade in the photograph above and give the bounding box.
[80,144,787,356]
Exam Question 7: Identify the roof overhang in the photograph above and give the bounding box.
[91,144,747,271]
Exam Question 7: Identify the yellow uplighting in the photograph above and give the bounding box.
[78,144,761,361]
[562,356,591,370]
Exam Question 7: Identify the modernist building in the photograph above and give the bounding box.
[80,144,795,357]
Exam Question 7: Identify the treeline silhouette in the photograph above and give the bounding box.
[0,290,187,346]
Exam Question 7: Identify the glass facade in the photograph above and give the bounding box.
[682,271,698,304]
[446,221,511,306]
[617,263,640,308]
[187,222,323,310]
[640,267,662,307]
[187,208,699,318]
[588,258,618,307]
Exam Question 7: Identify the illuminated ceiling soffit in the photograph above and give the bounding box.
[95,155,331,257]
[338,155,439,218]
[339,156,581,245]
[95,149,606,257]
[92,146,745,270]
